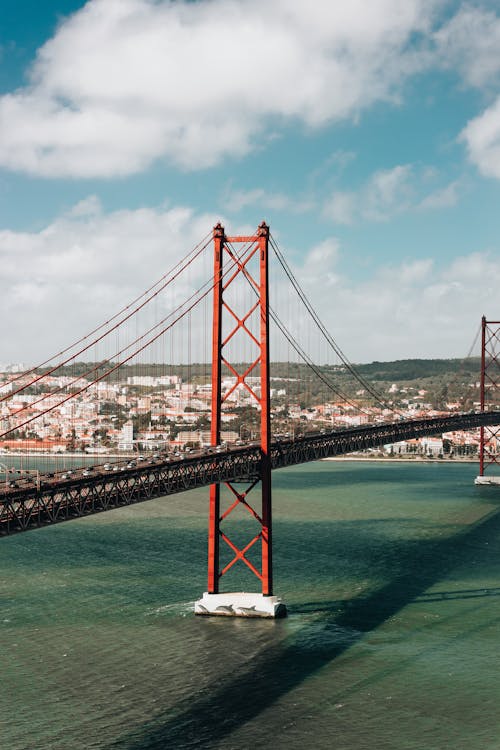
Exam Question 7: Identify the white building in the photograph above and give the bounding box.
[126,375,181,387]
[118,421,134,451]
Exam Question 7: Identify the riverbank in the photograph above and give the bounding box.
[0,451,132,459]
[322,455,478,463]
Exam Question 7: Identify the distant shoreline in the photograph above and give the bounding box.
[322,455,477,464]
[0,451,129,460]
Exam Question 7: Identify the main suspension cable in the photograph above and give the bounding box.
[270,234,400,414]
[224,239,374,414]
[1,230,213,399]
[0,238,258,438]
[269,308,374,415]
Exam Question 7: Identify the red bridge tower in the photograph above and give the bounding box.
[475,316,500,485]
[195,222,286,617]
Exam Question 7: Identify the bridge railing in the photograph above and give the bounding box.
[270,411,500,469]
[2,411,499,535]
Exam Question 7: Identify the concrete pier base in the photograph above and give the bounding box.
[474,475,500,486]
[194,592,287,618]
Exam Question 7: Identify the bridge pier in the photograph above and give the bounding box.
[474,475,500,486]
[195,592,287,618]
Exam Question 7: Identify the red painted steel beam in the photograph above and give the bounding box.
[206,221,274,596]
[208,223,224,593]
[478,316,500,477]
[479,315,486,476]
[258,222,273,595]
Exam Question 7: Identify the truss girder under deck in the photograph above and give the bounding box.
[1,411,499,536]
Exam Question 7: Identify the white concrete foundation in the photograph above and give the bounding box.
[194,592,287,618]
[474,475,500,486]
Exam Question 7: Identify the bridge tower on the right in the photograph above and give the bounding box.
[475,316,500,485]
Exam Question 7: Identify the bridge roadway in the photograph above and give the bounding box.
[1,411,499,535]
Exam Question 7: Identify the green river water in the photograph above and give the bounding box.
[1,460,499,749]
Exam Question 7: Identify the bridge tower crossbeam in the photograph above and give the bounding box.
[195,222,286,618]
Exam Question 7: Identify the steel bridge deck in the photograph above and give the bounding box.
[1,412,499,536]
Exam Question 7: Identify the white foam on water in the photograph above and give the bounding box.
[145,601,195,617]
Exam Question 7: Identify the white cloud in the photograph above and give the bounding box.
[66,195,102,217]
[323,164,459,224]
[363,165,414,221]
[460,96,500,179]
[324,164,414,224]
[0,0,439,178]
[417,179,461,209]
[284,244,498,361]
[324,191,357,225]
[431,5,500,181]
[434,5,500,89]
[300,238,341,289]
[0,197,219,361]
[223,186,313,214]
[306,239,340,268]
[0,198,493,364]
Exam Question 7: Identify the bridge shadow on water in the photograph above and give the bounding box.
[270,460,474,500]
[109,500,500,750]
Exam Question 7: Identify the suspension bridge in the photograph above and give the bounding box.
[1,222,499,617]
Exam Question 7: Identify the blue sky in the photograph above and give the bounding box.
[1,0,500,363]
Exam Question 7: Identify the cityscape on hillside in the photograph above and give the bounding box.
[1,358,498,460]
